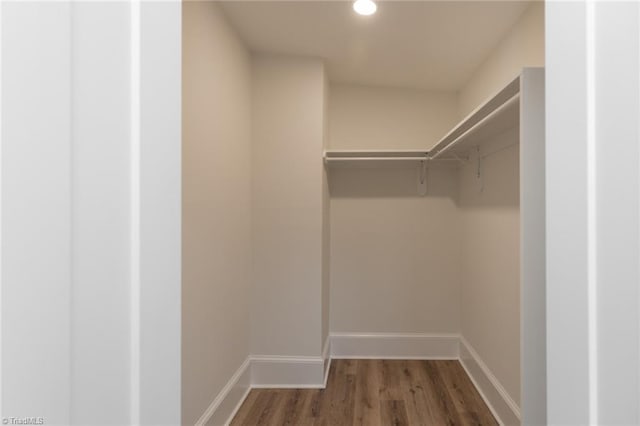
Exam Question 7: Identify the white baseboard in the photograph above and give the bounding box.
[322,335,331,387]
[195,357,251,426]
[459,337,521,426]
[198,334,521,426]
[250,355,326,388]
[199,339,332,424]
[330,332,459,359]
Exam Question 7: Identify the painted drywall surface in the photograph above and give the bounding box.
[328,84,461,334]
[321,74,331,352]
[252,55,326,357]
[182,2,252,424]
[455,9,542,403]
[458,130,521,407]
[329,166,462,334]
[458,2,544,118]
[329,84,458,150]
[1,3,72,422]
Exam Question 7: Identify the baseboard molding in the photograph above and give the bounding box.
[459,337,521,426]
[221,386,251,426]
[251,355,326,388]
[198,334,521,426]
[330,332,459,359]
[195,357,251,426]
[322,335,331,387]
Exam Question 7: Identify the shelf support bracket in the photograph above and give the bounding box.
[476,146,485,193]
[418,159,428,196]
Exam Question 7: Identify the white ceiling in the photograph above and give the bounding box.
[219,1,533,91]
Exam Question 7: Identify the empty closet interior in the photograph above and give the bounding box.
[182,2,545,425]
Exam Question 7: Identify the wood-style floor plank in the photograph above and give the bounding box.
[439,361,497,426]
[229,389,260,426]
[379,360,403,401]
[380,400,410,426]
[422,361,465,425]
[353,359,381,426]
[271,389,312,426]
[401,360,446,426]
[240,391,282,426]
[325,359,356,426]
[230,360,498,425]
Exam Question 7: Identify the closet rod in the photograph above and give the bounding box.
[325,156,427,162]
[324,157,463,163]
[429,93,521,160]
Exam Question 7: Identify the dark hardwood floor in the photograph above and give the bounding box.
[230,359,498,425]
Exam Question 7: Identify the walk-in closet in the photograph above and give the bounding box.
[9,1,640,424]
[182,1,545,425]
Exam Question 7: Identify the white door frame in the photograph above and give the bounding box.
[546,2,640,424]
[1,2,181,424]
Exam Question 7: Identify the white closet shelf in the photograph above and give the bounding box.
[429,75,520,160]
[324,150,429,168]
[324,73,522,167]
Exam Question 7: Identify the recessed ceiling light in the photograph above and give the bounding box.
[353,0,377,16]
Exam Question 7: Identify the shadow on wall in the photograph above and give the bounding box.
[327,165,459,200]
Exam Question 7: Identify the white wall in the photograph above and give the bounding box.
[328,84,461,335]
[329,84,458,150]
[458,2,544,118]
[458,130,521,410]
[1,2,181,424]
[321,75,331,353]
[182,2,252,424]
[453,5,545,419]
[251,55,327,357]
[329,166,462,334]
